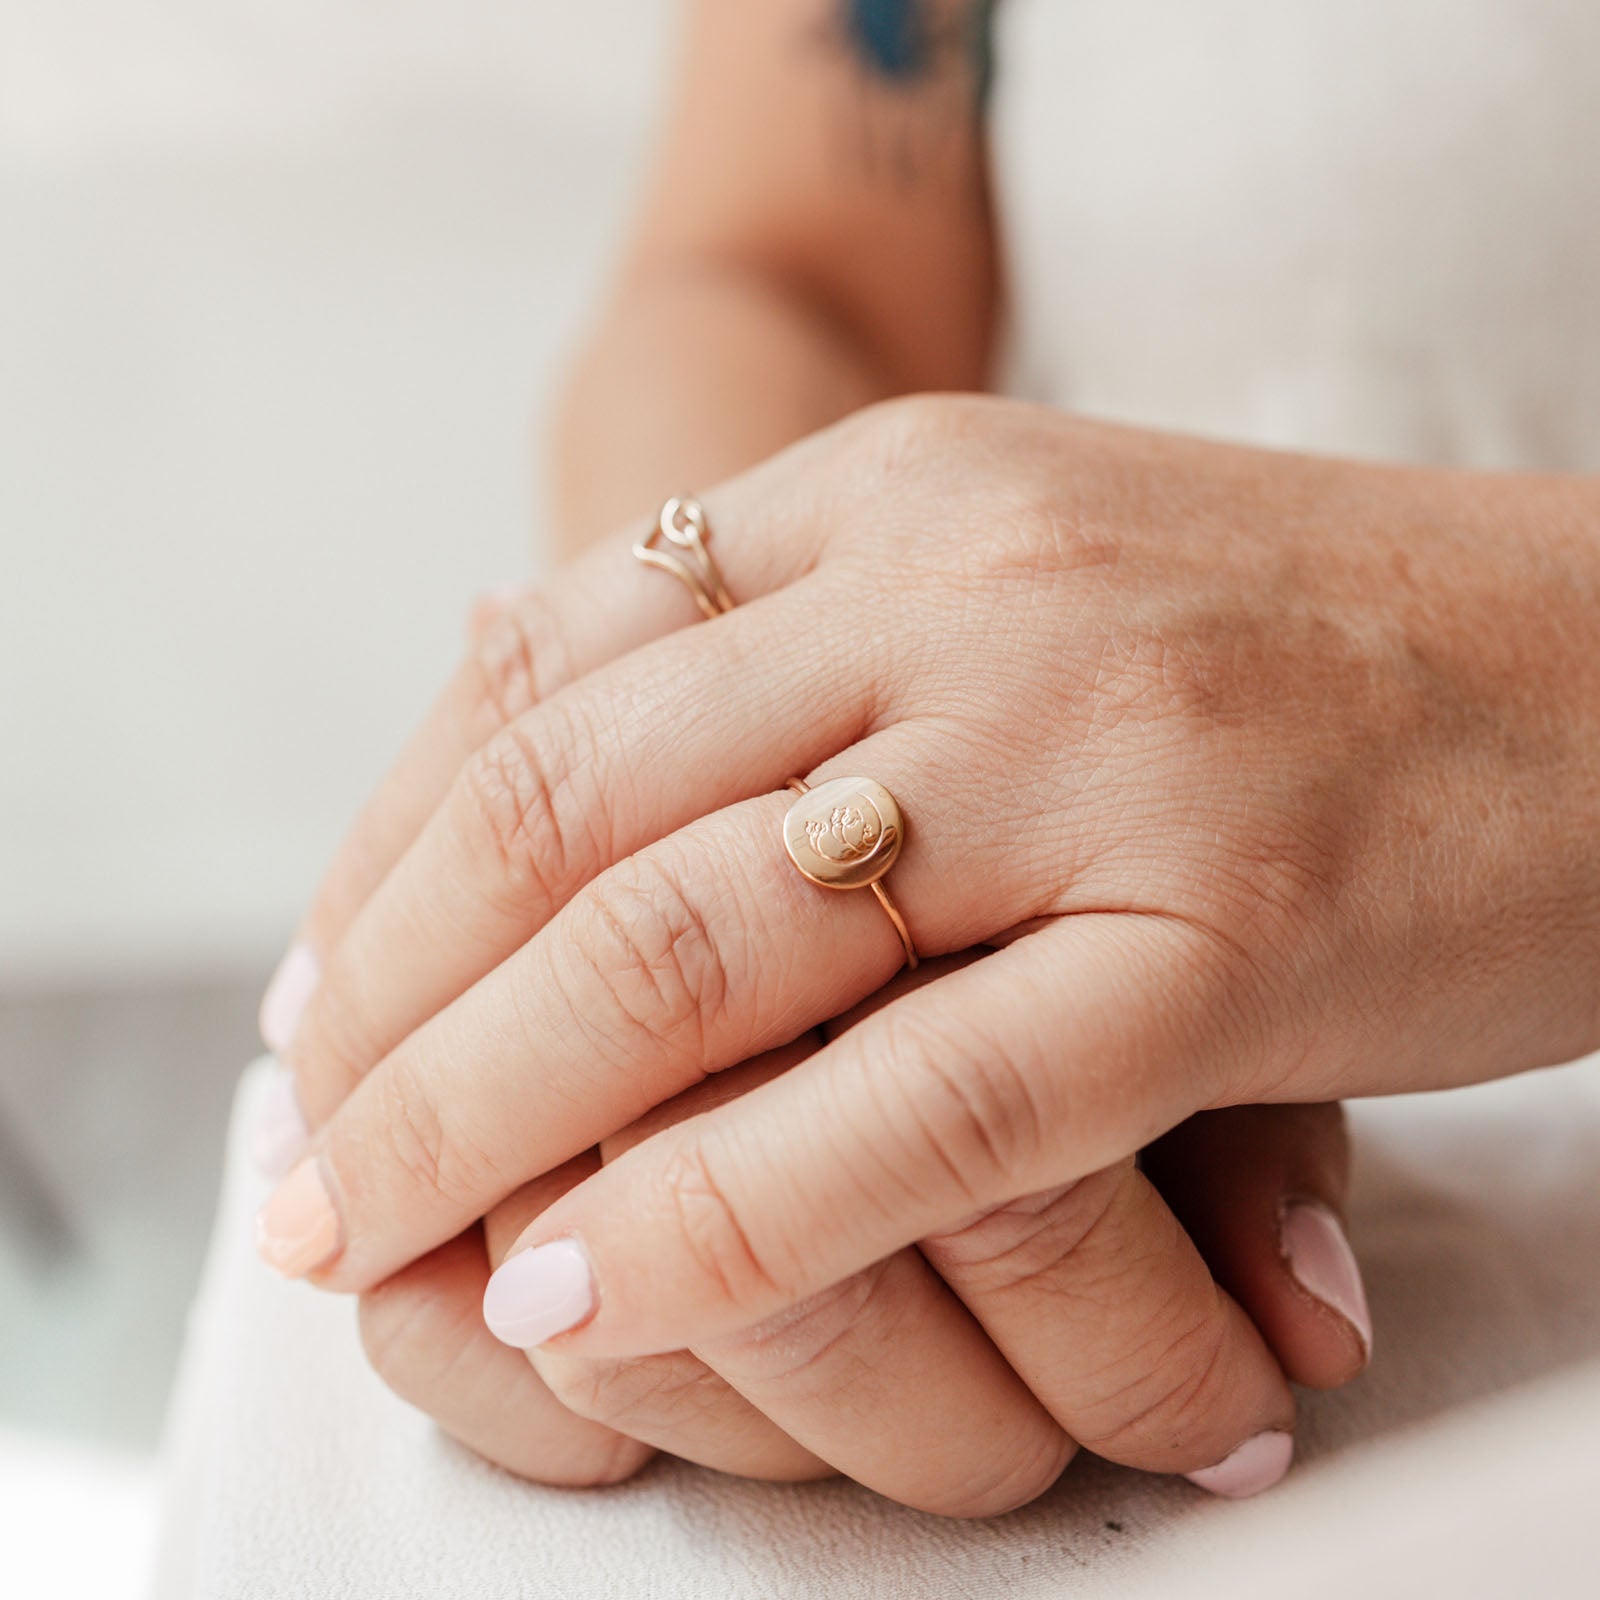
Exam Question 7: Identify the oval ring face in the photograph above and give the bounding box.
[783,776,904,891]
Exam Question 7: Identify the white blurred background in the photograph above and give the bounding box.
[0,2,671,1587]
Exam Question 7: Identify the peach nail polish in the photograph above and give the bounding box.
[482,1240,597,1349]
[1185,1431,1294,1499]
[255,1158,341,1278]
[251,1064,309,1180]
[259,942,319,1054]
[1281,1198,1374,1357]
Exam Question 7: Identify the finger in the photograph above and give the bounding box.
[489,1047,833,1484]
[919,1167,1295,1497]
[552,1044,1069,1517]
[825,955,1293,1494]
[258,467,834,1060]
[466,586,528,644]
[356,1209,652,1486]
[685,1250,1071,1517]
[287,578,872,1125]
[1143,1104,1371,1387]
[266,711,1066,1291]
[812,947,1299,1484]
[472,911,1233,1360]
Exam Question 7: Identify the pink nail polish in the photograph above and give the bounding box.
[1185,1431,1294,1499]
[259,942,319,1054]
[255,1158,341,1278]
[251,1065,309,1180]
[1280,1198,1374,1357]
[482,1240,597,1349]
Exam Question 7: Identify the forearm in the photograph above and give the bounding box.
[549,264,902,558]
[548,0,1000,559]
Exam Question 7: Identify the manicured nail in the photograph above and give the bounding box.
[1185,1430,1294,1499]
[255,1158,341,1278]
[1280,1197,1373,1358]
[259,942,319,1054]
[482,1240,597,1348]
[251,1065,308,1180]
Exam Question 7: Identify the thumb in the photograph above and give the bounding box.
[479,912,1240,1359]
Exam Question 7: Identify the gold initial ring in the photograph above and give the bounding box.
[632,495,736,620]
[783,777,918,971]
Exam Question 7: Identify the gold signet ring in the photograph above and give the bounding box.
[783,776,917,970]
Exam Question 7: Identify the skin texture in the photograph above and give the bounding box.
[277,401,1600,1298]
[352,962,1359,1511]
[257,0,1593,1509]
[265,399,1600,1506]
[549,0,997,553]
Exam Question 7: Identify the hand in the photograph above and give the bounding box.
[258,397,1597,1403]
[355,959,1365,1512]
[261,563,1369,1509]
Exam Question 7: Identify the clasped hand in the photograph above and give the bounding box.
[253,397,1600,1510]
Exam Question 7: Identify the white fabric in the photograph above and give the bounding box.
[154,4,1600,1594]
[152,1061,1600,1598]
[1,1428,158,1600]
[996,0,1600,472]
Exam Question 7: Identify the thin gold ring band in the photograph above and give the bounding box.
[632,495,735,620]
[783,777,918,972]
[634,499,917,970]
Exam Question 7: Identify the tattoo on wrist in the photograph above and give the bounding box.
[812,0,998,187]
[836,0,996,102]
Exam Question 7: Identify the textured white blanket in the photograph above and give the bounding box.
[151,1058,1600,1598]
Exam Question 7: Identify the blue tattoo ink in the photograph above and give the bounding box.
[843,0,933,83]
[839,0,997,106]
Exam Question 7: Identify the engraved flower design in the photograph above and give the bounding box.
[805,803,881,863]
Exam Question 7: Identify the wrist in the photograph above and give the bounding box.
[548,265,895,557]
[1463,469,1600,1064]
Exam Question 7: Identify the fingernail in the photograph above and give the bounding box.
[259,942,319,1054]
[482,1240,597,1348]
[251,1065,308,1180]
[1280,1197,1373,1358]
[1185,1430,1294,1499]
[255,1158,341,1278]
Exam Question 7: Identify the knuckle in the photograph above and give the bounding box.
[537,1350,718,1435]
[852,391,994,470]
[547,1432,655,1489]
[467,589,576,739]
[573,1434,656,1488]
[472,1407,653,1491]
[1077,1297,1239,1464]
[873,1009,1047,1205]
[714,1266,886,1387]
[569,853,733,1063]
[357,1274,470,1403]
[534,1355,636,1428]
[376,1059,516,1214]
[458,712,603,912]
[498,1430,654,1491]
[658,1137,787,1319]
[935,1431,1075,1520]
[920,1169,1128,1293]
